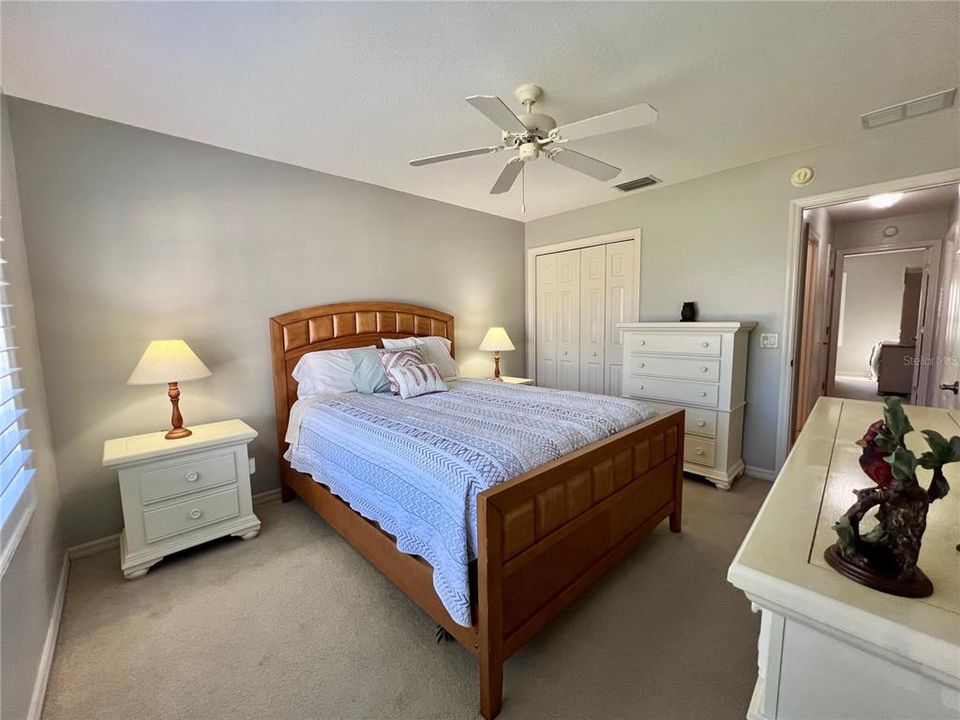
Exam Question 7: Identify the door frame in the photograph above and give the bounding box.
[792,223,821,440]
[525,228,642,384]
[775,167,960,471]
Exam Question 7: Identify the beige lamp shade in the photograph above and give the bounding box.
[479,327,515,352]
[127,340,212,385]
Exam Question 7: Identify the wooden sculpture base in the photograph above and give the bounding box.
[824,544,933,599]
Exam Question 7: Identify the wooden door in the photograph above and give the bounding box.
[535,253,559,389]
[604,241,637,395]
[793,225,821,439]
[579,245,606,394]
[908,260,931,404]
[556,250,581,390]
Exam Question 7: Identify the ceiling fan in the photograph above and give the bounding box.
[409,84,657,199]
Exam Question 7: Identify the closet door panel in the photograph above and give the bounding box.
[580,245,606,394]
[535,253,559,388]
[605,240,638,394]
[556,249,581,391]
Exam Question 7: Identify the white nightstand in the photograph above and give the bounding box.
[103,419,261,579]
[499,376,534,385]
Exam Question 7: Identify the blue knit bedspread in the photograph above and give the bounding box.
[288,379,655,626]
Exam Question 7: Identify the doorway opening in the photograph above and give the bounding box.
[790,181,960,439]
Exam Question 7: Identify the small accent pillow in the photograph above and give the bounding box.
[349,347,390,394]
[388,362,449,400]
[378,347,424,394]
[382,336,459,380]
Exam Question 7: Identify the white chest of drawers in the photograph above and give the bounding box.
[618,321,756,489]
[103,419,261,579]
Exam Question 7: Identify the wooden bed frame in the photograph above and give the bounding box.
[270,301,684,719]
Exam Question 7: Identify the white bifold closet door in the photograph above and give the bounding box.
[535,240,637,393]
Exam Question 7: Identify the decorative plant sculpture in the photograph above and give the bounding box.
[824,397,959,598]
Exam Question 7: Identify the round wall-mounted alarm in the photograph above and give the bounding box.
[791,167,814,187]
[883,225,899,237]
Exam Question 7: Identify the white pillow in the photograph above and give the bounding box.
[388,362,449,399]
[292,347,374,398]
[382,336,458,380]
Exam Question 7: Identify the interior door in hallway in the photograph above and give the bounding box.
[938,249,960,409]
[556,249,581,390]
[535,253,559,388]
[579,245,606,394]
[604,240,638,395]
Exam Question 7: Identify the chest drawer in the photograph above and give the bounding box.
[138,451,238,504]
[629,355,720,383]
[685,408,718,437]
[143,487,240,543]
[627,332,721,357]
[624,376,719,407]
[684,436,717,467]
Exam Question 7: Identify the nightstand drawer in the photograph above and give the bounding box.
[139,451,238,504]
[684,436,717,467]
[143,487,240,543]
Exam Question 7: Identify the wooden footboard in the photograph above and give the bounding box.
[477,409,684,718]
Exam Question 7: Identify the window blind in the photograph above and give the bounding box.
[0,231,36,576]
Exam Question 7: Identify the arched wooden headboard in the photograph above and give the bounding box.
[269,301,455,451]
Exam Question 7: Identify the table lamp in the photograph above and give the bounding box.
[479,327,515,381]
[128,340,212,439]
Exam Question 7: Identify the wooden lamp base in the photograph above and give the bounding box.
[493,351,503,381]
[165,382,193,440]
[824,544,933,599]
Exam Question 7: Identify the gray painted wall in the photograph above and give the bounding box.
[8,98,525,547]
[1,95,64,720]
[525,110,960,473]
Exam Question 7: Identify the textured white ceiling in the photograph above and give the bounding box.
[826,184,959,224]
[2,2,958,221]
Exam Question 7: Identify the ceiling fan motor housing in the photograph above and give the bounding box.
[519,142,540,162]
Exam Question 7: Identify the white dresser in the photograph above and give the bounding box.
[618,321,755,489]
[729,399,959,720]
[103,419,261,579]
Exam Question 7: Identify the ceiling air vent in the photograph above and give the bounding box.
[614,175,660,192]
[861,88,957,129]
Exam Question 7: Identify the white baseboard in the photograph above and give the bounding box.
[252,487,281,506]
[67,532,121,560]
[27,553,69,720]
[745,465,777,482]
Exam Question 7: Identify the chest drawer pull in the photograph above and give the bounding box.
[701,366,708,373]
[188,508,203,520]
[694,447,704,456]
[697,419,706,427]
[185,471,200,483]
[699,391,707,397]
[701,341,709,348]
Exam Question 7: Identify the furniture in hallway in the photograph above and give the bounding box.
[103,419,261,579]
[618,321,756,490]
[729,398,959,720]
[534,239,638,394]
[876,342,915,395]
[270,301,684,719]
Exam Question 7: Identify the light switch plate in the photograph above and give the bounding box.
[249,456,256,475]
[760,333,779,349]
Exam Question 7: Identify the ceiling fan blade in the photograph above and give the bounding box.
[409,146,503,167]
[547,148,621,181]
[553,103,658,142]
[490,159,524,194]
[466,95,528,133]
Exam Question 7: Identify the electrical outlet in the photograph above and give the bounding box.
[248,456,256,475]
[759,333,779,349]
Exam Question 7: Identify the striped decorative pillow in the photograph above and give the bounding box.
[388,362,449,399]
[378,348,424,394]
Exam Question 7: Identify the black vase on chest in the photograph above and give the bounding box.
[681,302,697,322]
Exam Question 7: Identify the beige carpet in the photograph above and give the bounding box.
[43,475,769,720]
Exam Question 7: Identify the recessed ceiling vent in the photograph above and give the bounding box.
[614,175,660,192]
[860,88,957,129]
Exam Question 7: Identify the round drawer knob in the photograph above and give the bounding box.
[638,384,644,390]
[562,350,568,356]
[591,352,597,357]
[639,340,646,346]
[697,420,706,427]
[699,391,707,397]
[638,362,645,368]
[188,508,203,520]
[184,471,200,483]
[701,341,709,348]
[701,366,708,373]
[695,448,704,455]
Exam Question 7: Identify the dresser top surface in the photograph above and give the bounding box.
[729,398,960,677]
[103,419,257,467]
[618,321,757,331]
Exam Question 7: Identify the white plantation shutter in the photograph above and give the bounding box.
[0,234,36,576]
